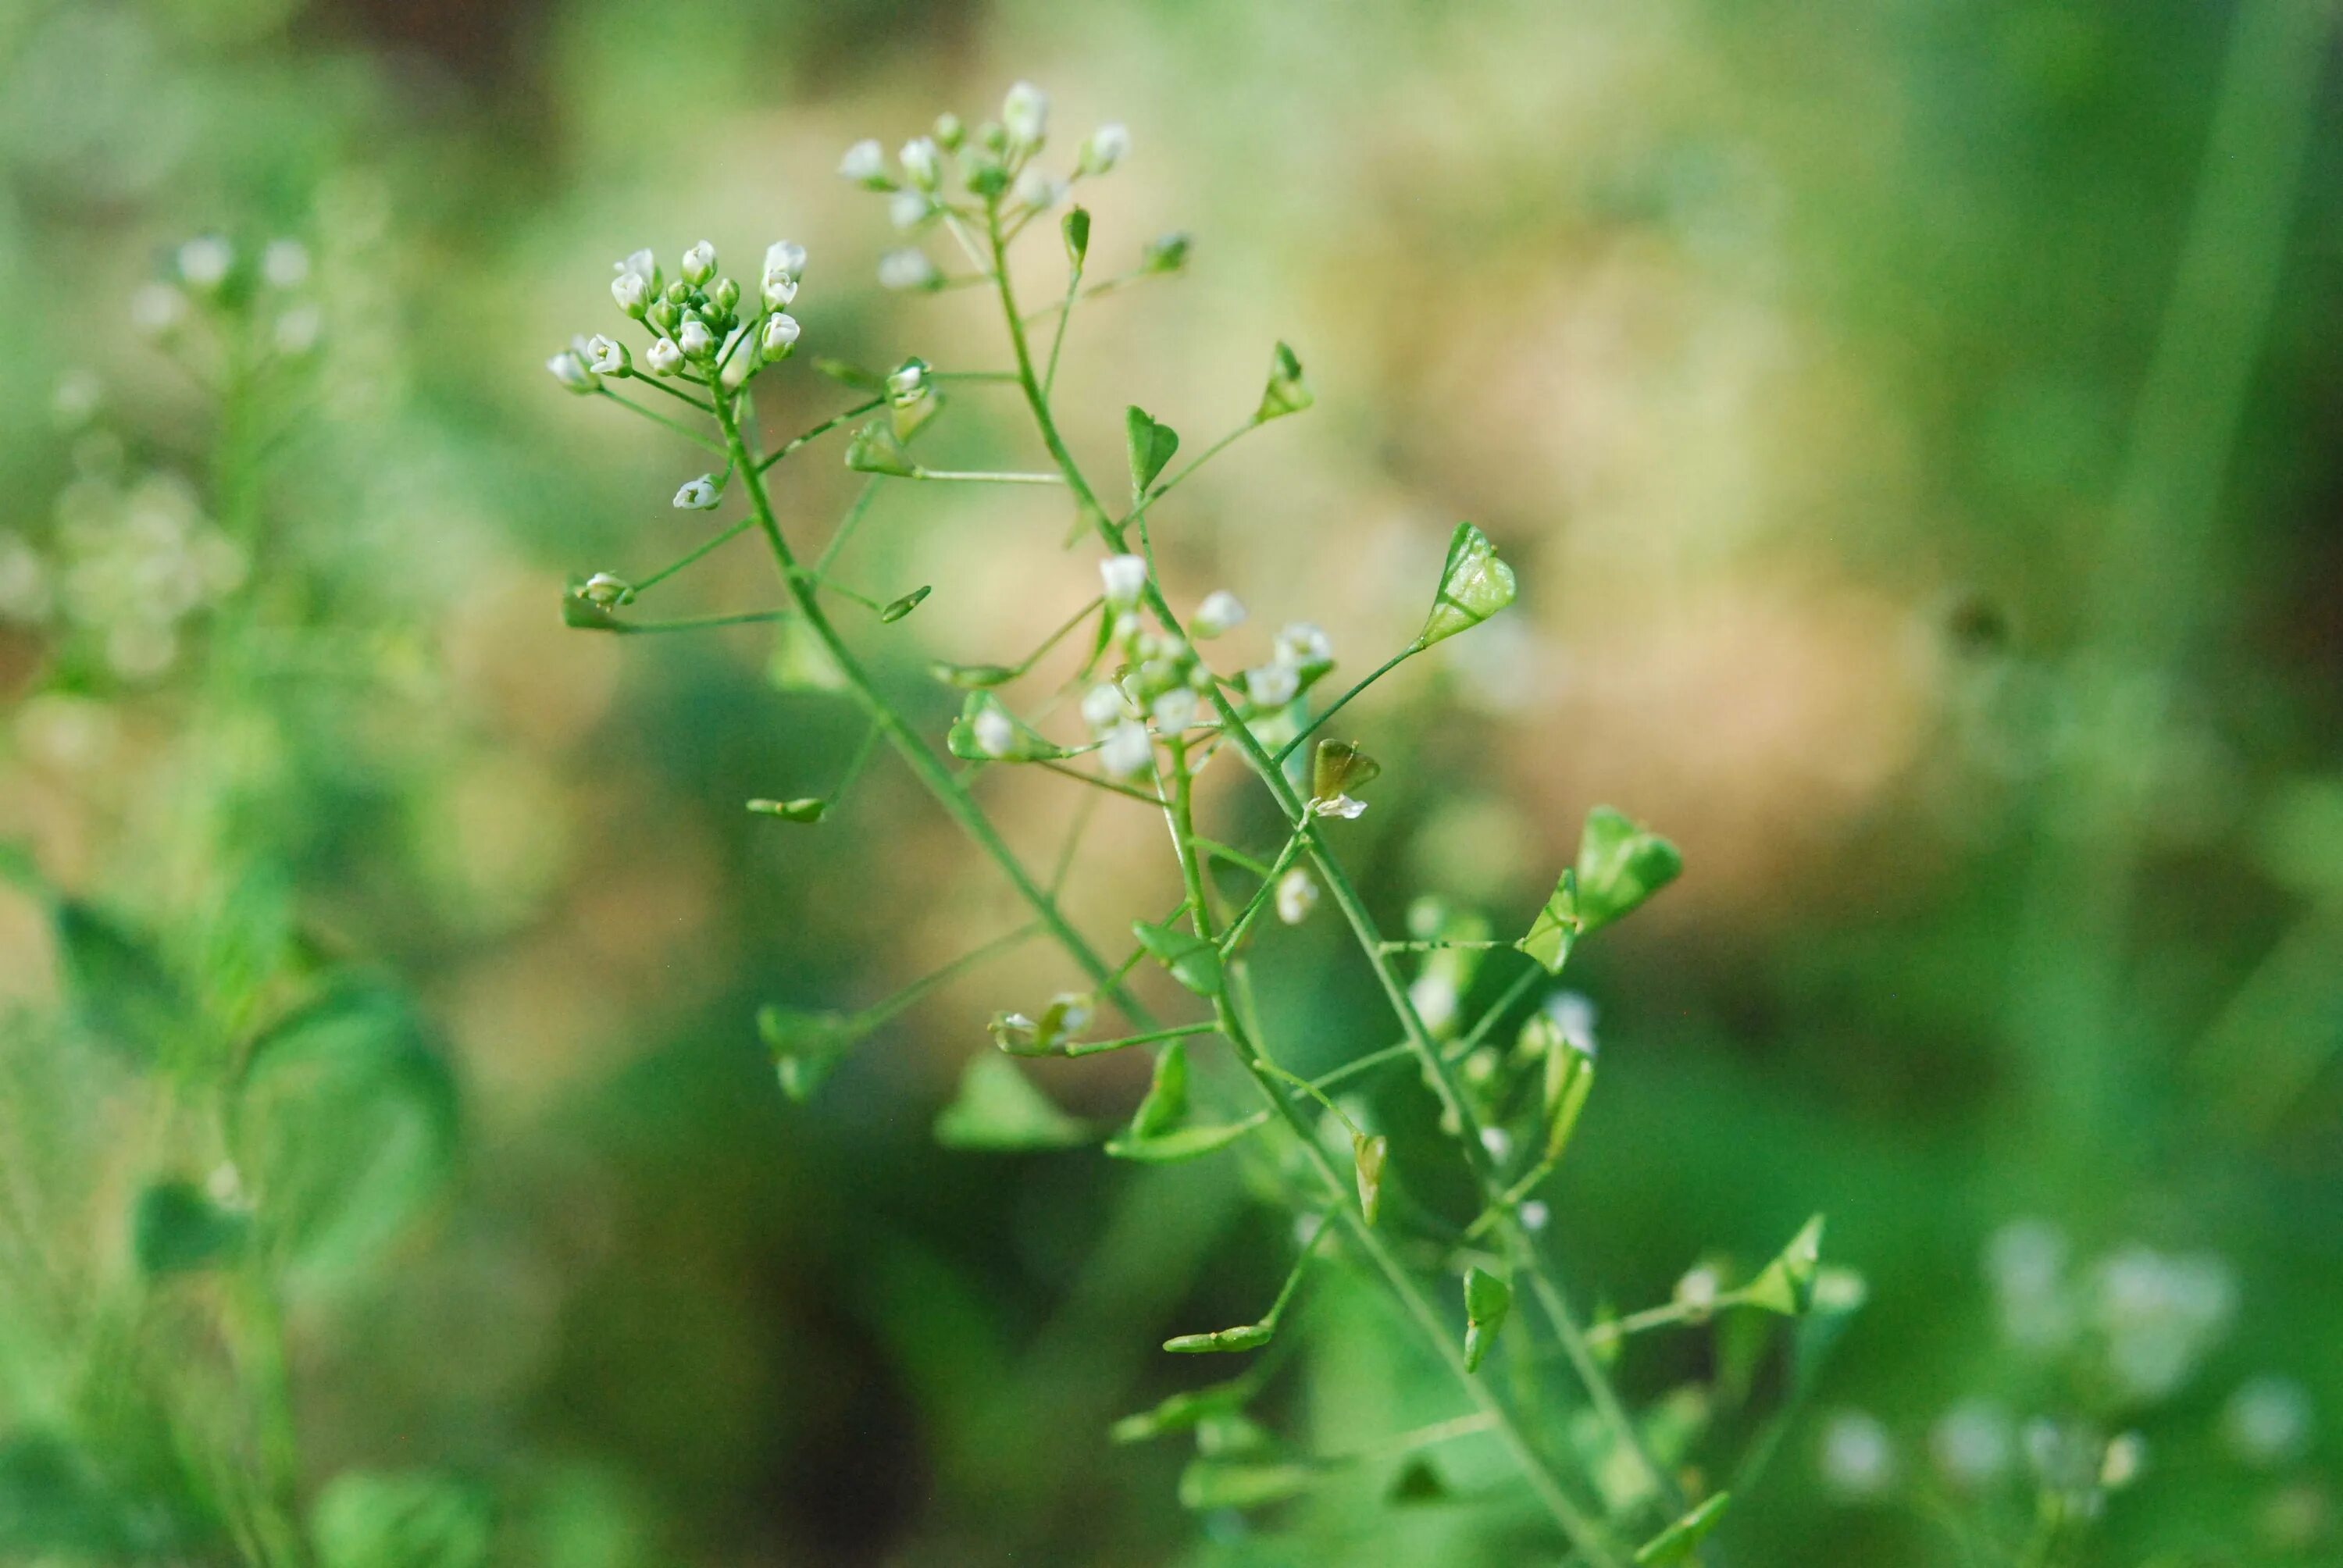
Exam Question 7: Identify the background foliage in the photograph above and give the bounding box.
[0,0,2338,1562]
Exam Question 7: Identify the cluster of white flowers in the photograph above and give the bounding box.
[1065,555,1239,780]
[840,82,1133,292]
[556,239,806,407]
[131,233,323,361]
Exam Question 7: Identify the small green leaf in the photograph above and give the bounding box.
[1255,340,1312,422]
[1386,1456,1453,1506]
[1635,1492,1732,1566]
[929,660,1018,690]
[1352,1132,1388,1226]
[1125,406,1180,500]
[1178,1458,1318,1512]
[0,1431,136,1556]
[1740,1214,1827,1317]
[933,1055,1095,1151]
[1132,918,1224,996]
[879,585,932,623]
[1418,522,1517,648]
[844,419,918,476]
[312,1470,491,1568]
[130,1181,248,1277]
[1515,869,1582,975]
[1164,1321,1274,1354]
[758,1006,862,1101]
[1062,205,1091,267]
[816,358,885,390]
[1111,1376,1255,1445]
[747,797,829,823]
[1574,807,1683,934]
[54,902,184,1061]
[1129,1040,1190,1139]
[1539,1028,1596,1163]
[1462,1266,1511,1373]
[232,982,458,1271]
[1142,232,1193,273]
[1102,1121,1255,1163]
[947,693,1067,762]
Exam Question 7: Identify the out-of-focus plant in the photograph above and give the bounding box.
[546,83,1862,1565]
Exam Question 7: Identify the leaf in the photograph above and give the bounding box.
[1386,1456,1453,1506]
[1129,1040,1190,1139]
[1516,869,1581,975]
[1125,406,1180,500]
[1102,1121,1255,1163]
[1111,1376,1256,1445]
[879,585,932,623]
[1352,1132,1388,1226]
[130,1181,247,1277]
[758,1006,861,1101]
[1462,1266,1511,1373]
[1131,918,1224,996]
[815,357,885,390]
[1254,340,1313,422]
[54,901,184,1061]
[1740,1214,1827,1317]
[1164,1321,1274,1354]
[1635,1492,1732,1566]
[933,1056,1094,1151]
[0,1431,136,1556]
[1062,205,1091,267]
[1418,522,1517,648]
[1574,807,1684,934]
[844,419,918,476]
[312,1470,491,1568]
[1790,1267,1868,1398]
[232,982,458,1272]
[1178,1458,1318,1512]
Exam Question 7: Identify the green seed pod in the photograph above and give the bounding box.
[1462,1266,1511,1372]
[1352,1132,1389,1226]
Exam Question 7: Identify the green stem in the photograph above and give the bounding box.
[911,468,1067,486]
[855,921,1041,1030]
[596,385,727,452]
[1276,643,1423,766]
[757,396,887,474]
[634,516,757,593]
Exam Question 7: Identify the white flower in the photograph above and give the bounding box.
[680,240,717,285]
[2099,1431,2146,1490]
[676,317,717,361]
[615,248,658,282]
[1543,991,1598,1057]
[839,138,891,187]
[177,235,233,294]
[1013,169,1065,211]
[889,189,933,231]
[673,474,722,510]
[762,272,798,310]
[1275,868,1318,925]
[886,358,930,404]
[1674,1267,1721,1312]
[877,248,940,291]
[261,239,309,289]
[612,269,651,317]
[1518,1199,1550,1233]
[580,572,634,608]
[717,326,756,391]
[130,283,186,339]
[1311,793,1368,820]
[972,705,1017,759]
[1193,590,1246,638]
[761,313,801,362]
[2224,1377,2313,1467]
[1478,1125,1511,1164]
[1003,81,1049,147]
[584,334,629,376]
[1820,1411,1896,1499]
[645,336,684,376]
[1274,621,1332,668]
[547,349,600,394]
[1080,123,1130,176]
[1099,553,1147,608]
[1080,683,1132,732]
[1931,1399,2014,1489]
[1150,687,1197,734]
[764,241,807,282]
[273,306,322,357]
[1244,663,1299,709]
[1100,721,1153,778]
[900,137,940,188]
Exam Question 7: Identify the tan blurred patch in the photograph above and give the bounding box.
[443,569,620,750]
[0,886,58,1008]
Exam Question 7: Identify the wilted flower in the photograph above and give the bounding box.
[673,474,722,510]
[1193,590,1246,638]
[878,248,940,291]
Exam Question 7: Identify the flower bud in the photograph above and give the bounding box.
[612,269,651,318]
[1243,663,1299,709]
[646,297,681,335]
[1100,721,1152,778]
[677,316,717,362]
[1081,682,1132,732]
[760,312,801,363]
[1150,687,1198,734]
[645,336,685,376]
[615,248,660,289]
[886,357,931,405]
[932,112,965,151]
[581,572,635,608]
[1079,123,1130,176]
[890,189,933,231]
[900,136,941,189]
[584,334,629,376]
[1013,169,1065,212]
[177,235,234,296]
[1275,868,1318,925]
[877,248,940,292]
[839,138,894,189]
[1099,553,1147,608]
[709,276,740,315]
[1002,81,1049,148]
[546,347,600,394]
[673,474,722,510]
[680,241,717,286]
[1193,590,1246,638]
[1274,621,1332,669]
[764,240,807,283]
[261,239,309,289]
[961,151,1010,199]
[718,326,756,391]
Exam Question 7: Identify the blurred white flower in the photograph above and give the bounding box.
[1477,1125,1511,1164]
[1543,990,1598,1057]
[1985,1217,2075,1352]
[1931,1399,2014,1489]
[2224,1377,2313,1467]
[1081,684,1132,733]
[899,137,940,189]
[1274,620,1332,668]
[972,705,1016,760]
[272,306,322,357]
[546,349,598,394]
[839,138,890,186]
[1820,1411,1896,1499]
[1100,720,1152,778]
[890,189,933,231]
[1002,81,1049,147]
[2092,1245,2236,1402]
[1099,553,1147,608]
[1518,1199,1550,1233]
[130,283,186,339]
[764,241,807,282]
[1275,868,1319,926]
[177,235,232,294]
[1013,168,1065,211]
[1245,663,1300,709]
[877,248,940,291]
[1193,590,1246,638]
[261,238,309,289]
[1150,687,1197,734]
[1080,123,1130,176]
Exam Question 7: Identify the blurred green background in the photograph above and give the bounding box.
[1,0,2339,1562]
